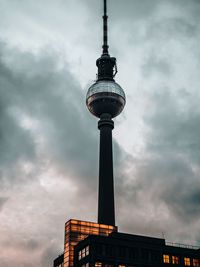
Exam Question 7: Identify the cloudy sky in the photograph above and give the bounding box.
[1,0,200,266]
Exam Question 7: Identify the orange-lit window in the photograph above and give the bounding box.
[184,257,191,266]
[172,256,179,264]
[71,219,78,224]
[95,262,102,267]
[163,254,170,263]
[193,259,200,267]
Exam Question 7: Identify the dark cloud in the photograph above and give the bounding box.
[142,56,172,77]
[116,84,200,241]
[142,88,200,223]
[0,55,36,168]
[1,0,200,266]
[0,261,11,267]
[145,89,200,164]
[0,197,8,211]
[111,0,160,20]
[0,41,126,266]
[0,41,96,187]
[40,244,59,267]
[2,237,39,251]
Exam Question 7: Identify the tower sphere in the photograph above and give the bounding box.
[86,80,126,118]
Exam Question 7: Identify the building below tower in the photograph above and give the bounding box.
[53,219,117,267]
[54,219,200,267]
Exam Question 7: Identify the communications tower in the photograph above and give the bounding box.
[86,0,126,226]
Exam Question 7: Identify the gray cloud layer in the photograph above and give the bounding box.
[0,41,125,266]
[0,0,200,266]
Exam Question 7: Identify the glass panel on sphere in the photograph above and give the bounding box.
[87,81,125,99]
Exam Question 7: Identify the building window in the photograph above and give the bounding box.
[184,257,191,266]
[172,256,179,265]
[82,263,89,267]
[193,259,200,267]
[96,244,103,255]
[79,246,90,260]
[86,246,89,256]
[129,248,137,259]
[118,247,126,258]
[141,249,149,261]
[163,254,170,264]
[151,250,160,263]
[106,245,115,257]
[95,262,102,267]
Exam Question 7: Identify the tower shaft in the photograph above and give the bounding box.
[98,114,115,226]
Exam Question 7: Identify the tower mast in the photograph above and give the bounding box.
[86,0,126,226]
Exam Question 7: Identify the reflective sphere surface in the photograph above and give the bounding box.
[86,80,126,118]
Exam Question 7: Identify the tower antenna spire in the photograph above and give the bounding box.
[102,0,109,55]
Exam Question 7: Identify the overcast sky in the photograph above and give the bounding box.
[1,0,200,266]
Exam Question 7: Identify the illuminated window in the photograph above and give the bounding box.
[78,251,82,260]
[95,262,102,267]
[119,265,126,267]
[193,259,200,267]
[79,246,90,260]
[163,254,170,264]
[86,245,89,256]
[82,263,89,267]
[184,257,191,266]
[172,256,179,264]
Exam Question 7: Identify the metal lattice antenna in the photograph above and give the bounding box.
[102,0,109,55]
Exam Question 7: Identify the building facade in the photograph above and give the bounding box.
[54,219,200,267]
[74,231,200,267]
